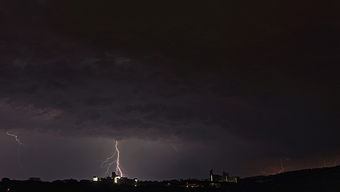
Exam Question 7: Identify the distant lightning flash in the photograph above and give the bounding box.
[275,157,290,175]
[6,131,23,145]
[6,131,23,168]
[102,140,124,177]
[278,158,285,173]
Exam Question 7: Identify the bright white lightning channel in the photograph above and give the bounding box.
[102,140,124,177]
[115,141,123,177]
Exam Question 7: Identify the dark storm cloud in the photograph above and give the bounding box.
[0,0,339,171]
[0,36,247,141]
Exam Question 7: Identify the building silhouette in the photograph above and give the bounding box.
[209,169,238,183]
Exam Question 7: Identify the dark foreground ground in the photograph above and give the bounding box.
[1,166,340,192]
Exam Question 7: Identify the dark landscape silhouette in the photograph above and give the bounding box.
[1,166,340,192]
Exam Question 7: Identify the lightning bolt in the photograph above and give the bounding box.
[6,131,23,145]
[102,150,117,177]
[5,131,23,168]
[268,157,290,175]
[115,140,123,177]
[278,158,285,173]
[102,140,124,177]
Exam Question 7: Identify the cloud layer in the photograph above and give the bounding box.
[0,0,339,178]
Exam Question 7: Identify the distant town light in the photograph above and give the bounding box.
[114,176,121,184]
[93,176,99,182]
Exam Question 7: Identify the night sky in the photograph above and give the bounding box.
[0,0,339,181]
